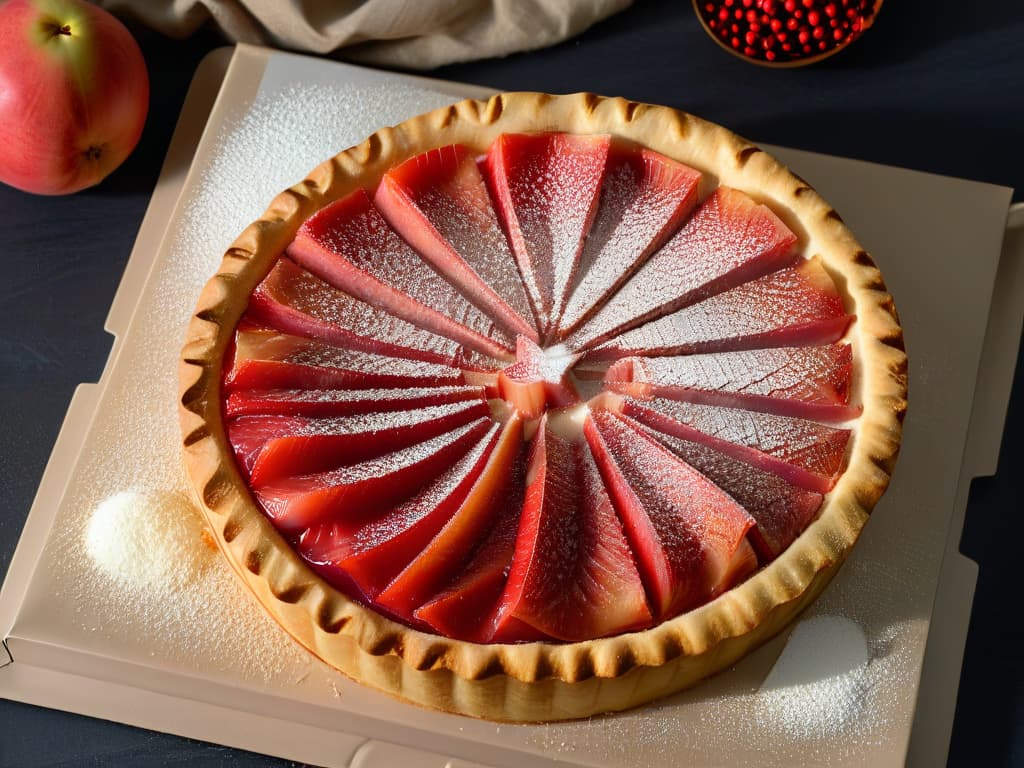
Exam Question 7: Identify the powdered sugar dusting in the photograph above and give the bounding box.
[86,491,213,593]
[486,134,609,333]
[347,424,498,554]
[523,612,919,765]
[384,146,537,336]
[757,616,870,739]
[638,398,850,480]
[295,191,513,353]
[590,257,850,358]
[77,490,312,683]
[620,345,853,408]
[559,149,700,335]
[569,186,798,350]
[637,421,823,557]
[530,342,580,384]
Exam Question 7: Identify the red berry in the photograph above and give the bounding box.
[697,0,879,64]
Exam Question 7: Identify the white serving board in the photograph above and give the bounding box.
[2,45,1021,768]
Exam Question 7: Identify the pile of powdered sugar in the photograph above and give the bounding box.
[80,489,312,682]
[754,615,871,740]
[85,490,212,594]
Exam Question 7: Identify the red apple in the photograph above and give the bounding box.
[0,0,149,195]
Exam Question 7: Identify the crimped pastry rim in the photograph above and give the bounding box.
[178,91,907,722]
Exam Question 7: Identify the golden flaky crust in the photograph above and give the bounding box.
[178,92,907,721]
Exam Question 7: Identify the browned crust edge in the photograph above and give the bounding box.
[178,92,907,722]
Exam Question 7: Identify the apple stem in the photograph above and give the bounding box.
[44,22,73,37]
[84,145,103,161]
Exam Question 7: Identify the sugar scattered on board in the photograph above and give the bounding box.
[31,70,926,763]
[47,79,462,683]
[522,611,919,766]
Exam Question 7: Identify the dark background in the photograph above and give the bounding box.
[1,1,1022,765]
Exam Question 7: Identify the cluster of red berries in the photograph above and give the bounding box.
[695,0,881,65]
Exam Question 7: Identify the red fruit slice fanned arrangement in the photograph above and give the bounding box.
[180,93,906,722]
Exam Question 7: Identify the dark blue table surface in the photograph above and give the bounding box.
[2,2,1022,765]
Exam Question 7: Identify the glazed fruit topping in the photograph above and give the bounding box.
[614,396,850,493]
[584,256,853,360]
[484,132,610,335]
[249,257,503,370]
[224,131,860,643]
[299,422,501,602]
[585,409,756,619]
[605,344,860,421]
[565,186,798,351]
[375,143,538,341]
[557,146,701,337]
[487,419,652,641]
[628,416,825,560]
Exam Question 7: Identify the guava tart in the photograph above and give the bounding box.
[179,92,907,722]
